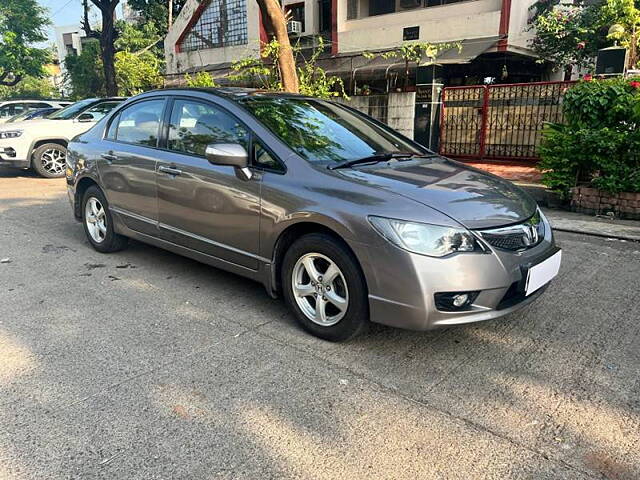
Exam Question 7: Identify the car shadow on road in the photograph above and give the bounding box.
[1,191,639,479]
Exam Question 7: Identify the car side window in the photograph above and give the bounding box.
[28,103,51,109]
[0,104,25,118]
[167,99,248,157]
[254,141,284,172]
[110,99,164,147]
[80,101,122,122]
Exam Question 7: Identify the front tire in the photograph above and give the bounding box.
[82,186,128,253]
[31,143,67,178]
[282,233,369,341]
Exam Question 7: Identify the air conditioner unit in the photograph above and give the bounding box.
[400,0,421,8]
[287,20,303,36]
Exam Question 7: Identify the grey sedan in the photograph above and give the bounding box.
[66,88,561,341]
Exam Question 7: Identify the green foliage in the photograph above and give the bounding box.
[530,0,640,70]
[375,41,460,65]
[65,39,106,99]
[538,78,640,196]
[229,38,346,99]
[0,0,51,84]
[114,21,164,95]
[184,71,218,87]
[0,75,58,99]
[65,22,165,97]
[125,0,186,36]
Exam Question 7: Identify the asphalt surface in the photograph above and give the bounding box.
[1,168,639,480]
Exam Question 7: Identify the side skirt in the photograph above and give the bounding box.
[111,210,275,297]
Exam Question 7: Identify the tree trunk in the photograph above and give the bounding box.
[256,0,299,93]
[90,0,120,96]
[101,5,118,96]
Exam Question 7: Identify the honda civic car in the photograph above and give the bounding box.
[66,88,561,341]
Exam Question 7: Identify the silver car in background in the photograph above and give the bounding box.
[66,88,561,341]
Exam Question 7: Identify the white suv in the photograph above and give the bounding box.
[0,99,72,124]
[0,98,124,178]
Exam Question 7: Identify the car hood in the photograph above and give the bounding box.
[333,156,537,229]
[0,118,62,130]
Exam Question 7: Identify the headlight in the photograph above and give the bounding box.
[0,130,22,139]
[369,216,485,257]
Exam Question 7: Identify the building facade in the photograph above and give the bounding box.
[164,0,548,88]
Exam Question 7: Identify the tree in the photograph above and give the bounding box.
[126,0,186,35]
[65,39,106,99]
[114,21,164,95]
[0,75,58,99]
[0,0,51,86]
[229,37,344,98]
[255,0,299,93]
[89,0,120,96]
[530,0,640,76]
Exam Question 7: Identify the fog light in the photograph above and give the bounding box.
[434,291,480,312]
[452,294,469,307]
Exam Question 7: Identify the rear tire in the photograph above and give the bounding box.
[282,233,369,341]
[82,186,128,253]
[31,143,67,178]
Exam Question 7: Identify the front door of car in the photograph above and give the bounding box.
[156,98,261,270]
[98,98,167,235]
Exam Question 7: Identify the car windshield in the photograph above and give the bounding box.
[7,111,31,123]
[238,96,427,165]
[47,99,97,120]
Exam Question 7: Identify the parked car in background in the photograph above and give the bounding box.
[66,88,561,341]
[0,99,71,124]
[0,97,124,178]
[6,107,60,123]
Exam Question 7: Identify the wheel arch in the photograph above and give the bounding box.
[29,138,69,160]
[74,176,100,219]
[270,221,367,297]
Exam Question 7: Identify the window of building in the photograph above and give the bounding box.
[369,0,395,16]
[285,3,305,31]
[346,0,358,20]
[109,99,165,147]
[168,99,248,157]
[178,0,248,52]
[425,0,469,7]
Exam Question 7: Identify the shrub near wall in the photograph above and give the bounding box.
[538,77,640,218]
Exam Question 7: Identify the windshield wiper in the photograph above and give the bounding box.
[328,152,417,170]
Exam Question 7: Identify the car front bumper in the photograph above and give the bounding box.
[0,139,30,167]
[355,222,559,331]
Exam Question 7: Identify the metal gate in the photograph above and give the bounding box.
[439,81,574,162]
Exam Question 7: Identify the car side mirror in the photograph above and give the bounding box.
[77,113,95,123]
[205,143,252,179]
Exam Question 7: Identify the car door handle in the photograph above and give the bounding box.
[101,153,118,163]
[158,165,182,176]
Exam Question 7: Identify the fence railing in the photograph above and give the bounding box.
[439,81,575,162]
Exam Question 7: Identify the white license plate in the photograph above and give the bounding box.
[525,250,562,296]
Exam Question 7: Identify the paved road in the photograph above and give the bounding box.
[1,168,639,480]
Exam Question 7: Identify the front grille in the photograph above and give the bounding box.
[478,211,545,251]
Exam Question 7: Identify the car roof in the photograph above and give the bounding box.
[147,87,311,102]
[0,99,70,103]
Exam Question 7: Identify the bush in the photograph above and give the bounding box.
[538,77,640,197]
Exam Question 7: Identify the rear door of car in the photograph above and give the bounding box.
[97,97,168,235]
[155,96,262,270]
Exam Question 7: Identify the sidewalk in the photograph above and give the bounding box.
[543,208,640,242]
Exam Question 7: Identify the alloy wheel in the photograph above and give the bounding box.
[40,148,66,176]
[85,197,107,243]
[291,253,349,326]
